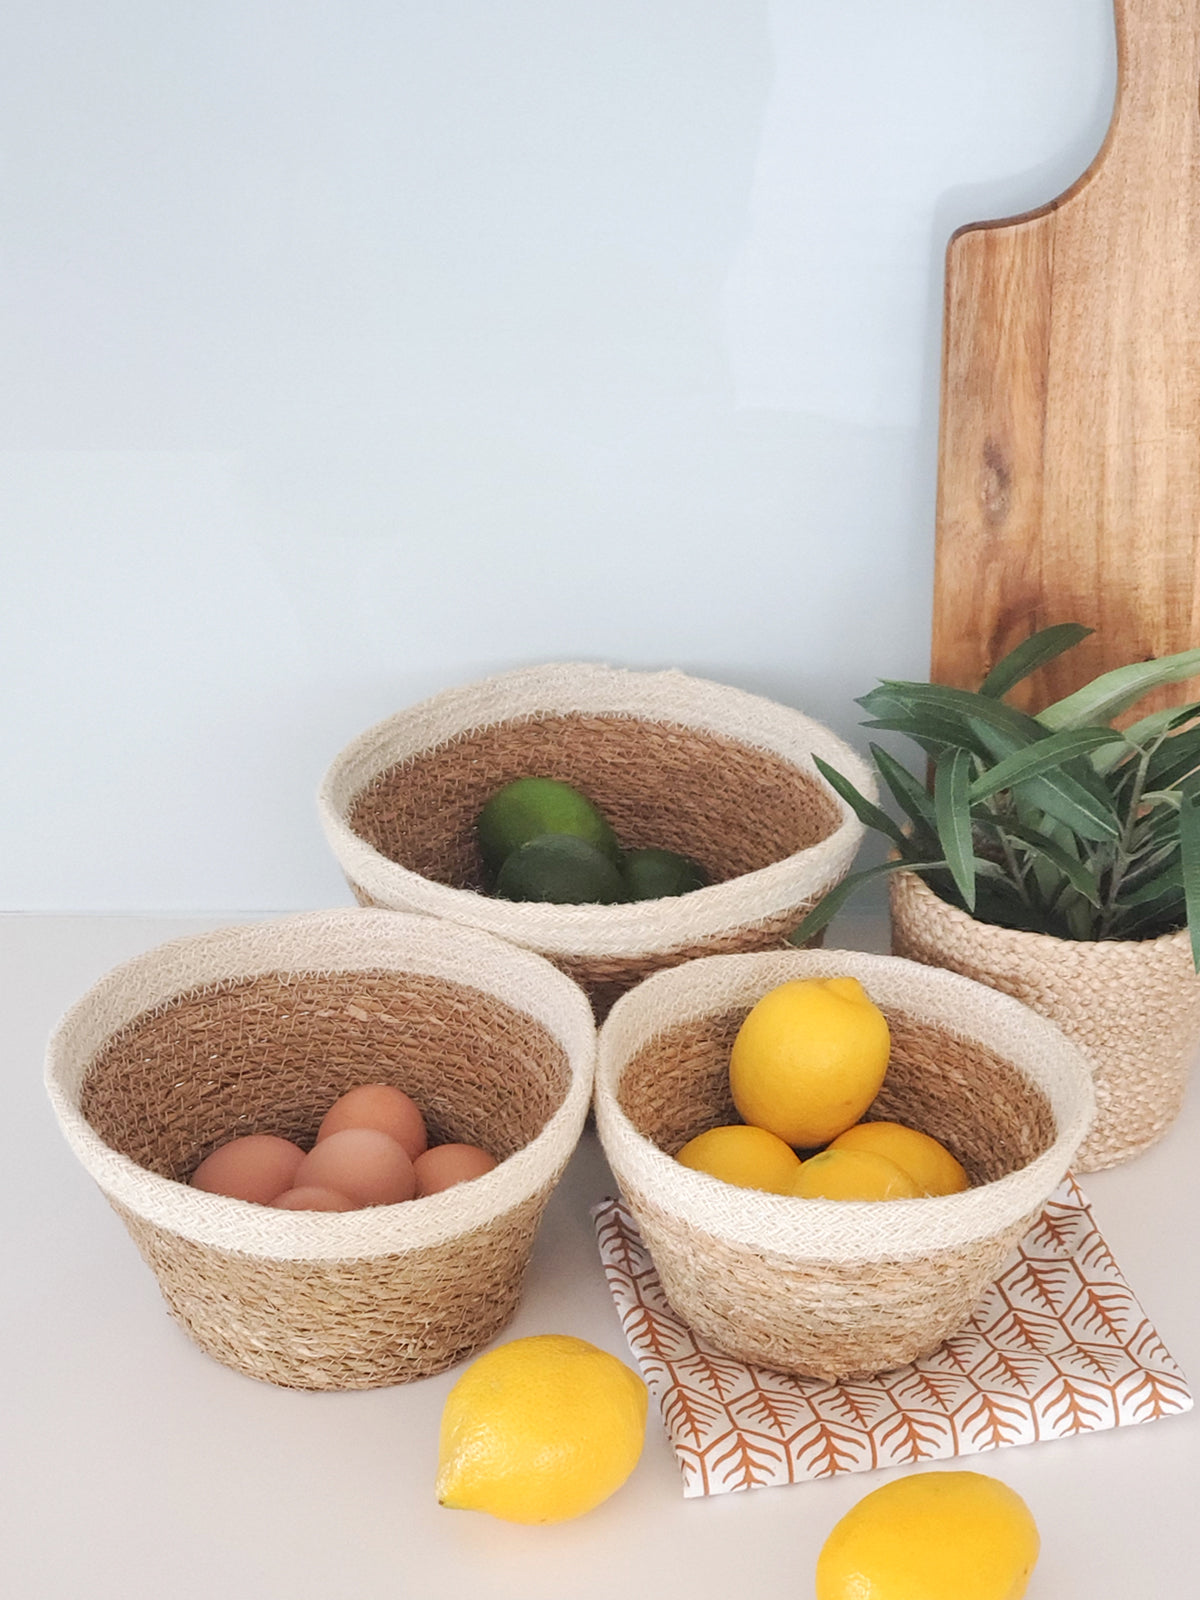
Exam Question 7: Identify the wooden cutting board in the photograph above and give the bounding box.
[931,0,1200,716]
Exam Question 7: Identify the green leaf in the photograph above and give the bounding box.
[1120,702,1200,750]
[1139,789,1183,812]
[787,858,939,946]
[934,746,977,910]
[1178,774,1200,971]
[962,716,1120,843]
[864,682,1049,746]
[858,696,990,758]
[1109,896,1186,941]
[1121,837,1182,895]
[1088,738,1138,777]
[868,743,937,841]
[811,755,910,853]
[994,820,1104,906]
[1038,647,1200,730]
[979,623,1093,699]
[1145,724,1200,791]
[1063,891,1099,940]
[969,727,1119,802]
[1114,862,1184,909]
[860,717,978,759]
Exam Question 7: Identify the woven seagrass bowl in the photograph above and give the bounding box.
[594,947,1094,1382]
[317,662,871,1017]
[45,909,595,1390]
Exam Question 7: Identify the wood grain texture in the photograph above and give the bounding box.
[932,0,1200,716]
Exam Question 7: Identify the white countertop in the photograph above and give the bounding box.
[6,908,1199,1599]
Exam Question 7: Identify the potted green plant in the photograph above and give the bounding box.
[792,623,1200,1171]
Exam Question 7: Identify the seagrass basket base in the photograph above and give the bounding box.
[626,1185,1035,1383]
[112,1189,550,1390]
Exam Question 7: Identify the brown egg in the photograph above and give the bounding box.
[272,1186,357,1212]
[413,1142,498,1197]
[190,1134,306,1203]
[294,1127,416,1206]
[316,1083,428,1160]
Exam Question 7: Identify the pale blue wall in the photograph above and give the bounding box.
[1,1,1116,908]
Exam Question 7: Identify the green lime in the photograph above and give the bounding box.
[477,777,620,875]
[493,834,628,905]
[620,847,709,901]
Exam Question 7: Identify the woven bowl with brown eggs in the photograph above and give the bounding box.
[45,909,595,1390]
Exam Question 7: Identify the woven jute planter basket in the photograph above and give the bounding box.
[594,947,1094,1382]
[317,663,871,1017]
[45,909,595,1390]
[890,869,1200,1173]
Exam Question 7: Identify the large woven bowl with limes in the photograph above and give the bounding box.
[318,663,871,1016]
[594,947,1094,1381]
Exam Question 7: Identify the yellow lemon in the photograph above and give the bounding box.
[436,1334,647,1524]
[829,1121,970,1196]
[675,1124,803,1194]
[787,1147,921,1200]
[729,976,890,1146]
[816,1470,1040,1600]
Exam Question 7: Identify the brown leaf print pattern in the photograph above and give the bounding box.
[1035,1375,1110,1435]
[1114,1367,1192,1424]
[812,1379,896,1431]
[875,1409,957,1465]
[954,1391,1036,1451]
[789,1419,876,1478]
[970,1345,1046,1394]
[883,1365,967,1413]
[708,1430,787,1493]
[592,1185,1192,1498]
[731,1377,812,1435]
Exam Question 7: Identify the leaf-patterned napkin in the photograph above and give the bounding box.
[593,1179,1191,1496]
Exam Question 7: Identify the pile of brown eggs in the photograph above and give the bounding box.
[188,1084,497,1211]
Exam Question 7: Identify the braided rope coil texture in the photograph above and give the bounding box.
[890,869,1200,1172]
[45,910,596,1388]
[317,664,872,1009]
[594,947,1094,1381]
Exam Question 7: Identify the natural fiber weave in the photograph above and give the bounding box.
[317,664,872,1015]
[890,869,1200,1172]
[46,910,595,1389]
[594,948,1094,1382]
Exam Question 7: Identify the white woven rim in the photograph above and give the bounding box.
[594,947,1095,1263]
[317,662,873,957]
[45,909,596,1262]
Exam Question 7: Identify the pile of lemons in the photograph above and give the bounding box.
[677,975,969,1200]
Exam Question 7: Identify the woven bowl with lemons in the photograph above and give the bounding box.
[594,947,1094,1381]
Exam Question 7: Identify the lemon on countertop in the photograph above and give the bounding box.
[436,1334,648,1524]
[816,1469,1040,1599]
